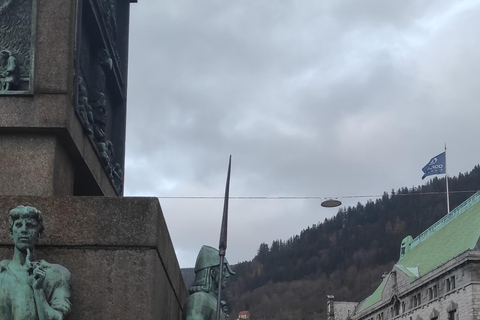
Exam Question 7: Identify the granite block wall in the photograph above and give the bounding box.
[0,196,188,319]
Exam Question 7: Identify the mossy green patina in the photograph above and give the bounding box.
[0,205,71,320]
[183,245,235,320]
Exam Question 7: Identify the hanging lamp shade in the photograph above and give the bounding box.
[321,198,342,208]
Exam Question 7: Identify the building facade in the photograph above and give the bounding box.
[329,191,480,320]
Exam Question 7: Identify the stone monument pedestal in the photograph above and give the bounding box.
[0,0,119,197]
[0,196,188,319]
[0,1,189,318]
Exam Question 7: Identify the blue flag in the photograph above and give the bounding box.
[422,152,446,179]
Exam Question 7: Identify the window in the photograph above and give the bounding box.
[394,300,400,316]
[430,308,440,320]
[428,285,438,300]
[448,310,456,320]
[447,301,458,320]
[446,276,456,292]
[413,293,421,308]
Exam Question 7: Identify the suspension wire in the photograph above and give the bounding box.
[156,190,479,200]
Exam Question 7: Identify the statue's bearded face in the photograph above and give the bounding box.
[212,265,230,289]
[12,217,40,251]
[221,266,230,288]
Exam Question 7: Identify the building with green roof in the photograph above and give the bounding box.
[328,191,480,320]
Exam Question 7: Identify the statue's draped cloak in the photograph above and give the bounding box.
[183,291,227,320]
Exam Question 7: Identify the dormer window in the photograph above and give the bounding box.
[399,236,413,260]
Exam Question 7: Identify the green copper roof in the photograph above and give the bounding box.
[395,265,419,280]
[398,191,480,277]
[355,274,389,311]
[355,191,480,314]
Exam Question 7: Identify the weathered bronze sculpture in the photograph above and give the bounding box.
[183,245,235,320]
[0,205,71,319]
[0,0,35,94]
[0,49,20,91]
[76,76,95,137]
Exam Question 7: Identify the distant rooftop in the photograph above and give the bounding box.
[334,301,358,320]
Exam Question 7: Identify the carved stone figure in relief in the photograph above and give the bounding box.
[183,245,235,320]
[100,0,117,45]
[0,49,20,91]
[0,205,72,320]
[90,92,114,179]
[91,49,112,102]
[96,0,121,66]
[92,92,107,142]
[113,163,123,194]
[99,139,115,179]
[76,76,94,136]
[0,0,34,91]
[90,49,111,145]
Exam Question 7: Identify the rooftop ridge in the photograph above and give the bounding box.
[409,191,480,250]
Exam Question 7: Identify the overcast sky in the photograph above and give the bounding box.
[125,0,480,268]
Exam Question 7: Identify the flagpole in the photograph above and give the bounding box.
[445,143,450,214]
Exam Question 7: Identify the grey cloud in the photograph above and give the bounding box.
[125,1,480,266]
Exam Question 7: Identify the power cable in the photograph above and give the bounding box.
[156,190,479,200]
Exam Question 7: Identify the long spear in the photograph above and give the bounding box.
[216,155,231,320]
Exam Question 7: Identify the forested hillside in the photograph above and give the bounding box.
[184,165,480,320]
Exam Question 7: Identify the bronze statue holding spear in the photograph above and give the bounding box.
[183,156,235,320]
